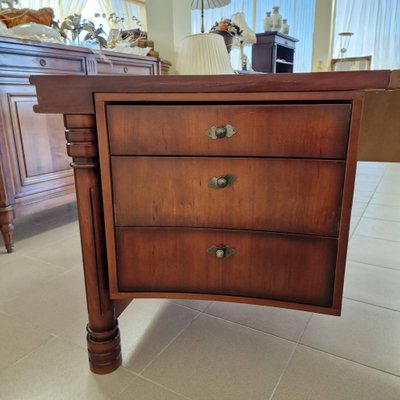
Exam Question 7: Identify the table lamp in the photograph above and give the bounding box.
[191,0,231,33]
[176,32,234,75]
[231,12,256,70]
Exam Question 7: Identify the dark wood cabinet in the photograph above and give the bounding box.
[252,32,298,73]
[31,70,400,374]
[0,37,160,252]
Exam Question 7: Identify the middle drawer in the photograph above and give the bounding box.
[111,157,345,236]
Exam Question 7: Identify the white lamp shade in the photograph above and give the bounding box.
[191,0,231,10]
[176,33,234,75]
[231,12,256,44]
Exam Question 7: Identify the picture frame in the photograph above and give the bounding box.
[331,56,372,71]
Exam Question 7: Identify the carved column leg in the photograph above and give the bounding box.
[65,115,121,374]
[0,206,14,253]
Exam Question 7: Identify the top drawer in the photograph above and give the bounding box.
[0,52,86,75]
[106,104,351,158]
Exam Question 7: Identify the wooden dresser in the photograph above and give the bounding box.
[0,37,160,253]
[31,71,400,374]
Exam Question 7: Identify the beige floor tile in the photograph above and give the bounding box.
[271,345,400,400]
[351,202,368,218]
[371,192,400,207]
[352,190,374,203]
[301,299,400,375]
[115,376,191,400]
[349,215,361,236]
[348,235,400,269]
[354,218,400,241]
[25,234,83,270]
[171,299,212,311]
[1,268,87,334]
[142,313,295,400]
[120,299,199,373]
[364,204,400,222]
[204,301,311,342]
[376,177,400,195]
[344,261,400,310]
[354,180,380,193]
[0,254,65,304]
[0,337,135,400]
[0,311,53,372]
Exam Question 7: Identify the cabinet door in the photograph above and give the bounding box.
[0,85,74,208]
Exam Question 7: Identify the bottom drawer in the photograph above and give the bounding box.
[115,228,338,307]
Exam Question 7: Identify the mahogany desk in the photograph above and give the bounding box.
[31,71,400,374]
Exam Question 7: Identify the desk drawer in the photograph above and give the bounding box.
[107,104,351,158]
[112,157,345,236]
[116,228,337,307]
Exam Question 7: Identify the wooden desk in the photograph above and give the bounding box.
[31,71,400,374]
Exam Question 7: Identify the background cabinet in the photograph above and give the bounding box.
[252,32,298,73]
[0,37,161,252]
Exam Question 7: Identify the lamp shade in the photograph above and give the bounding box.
[231,12,256,45]
[190,0,231,10]
[176,33,234,75]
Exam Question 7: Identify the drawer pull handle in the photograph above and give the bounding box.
[207,245,235,259]
[208,174,236,189]
[39,59,47,67]
[206,124,237,139]
[123,66,129,73]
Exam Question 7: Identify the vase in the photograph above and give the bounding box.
[281,19,289,34]
[272,6,282,32]
[263,12,273,32]
[211,30,233,53]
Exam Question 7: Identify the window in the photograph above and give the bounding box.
[191,0,316,72]
[333,0,400,70]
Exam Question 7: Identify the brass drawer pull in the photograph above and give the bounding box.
[208,174,236,189]
[207,245,235,259]
[206,124,237,139]
[39,59,47,67]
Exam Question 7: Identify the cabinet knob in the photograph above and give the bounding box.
[206,124,237,139]
[39,59,47,67]
[207,245,235,259]
[208,174,236,189]
[123,66,129,73]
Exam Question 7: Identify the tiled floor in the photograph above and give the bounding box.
[0,162,400,399]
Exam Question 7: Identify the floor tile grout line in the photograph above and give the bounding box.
[135,311,203,376]
[298,342,400,378]
[199,309,303,344]
[349,232,400,243]
[350,166,387,239]
[268,312,313,400]
[342,296,400,313]
[133,374,195,400]
[268,343,298,400]
[346,258,400,271]
[0,335,57,376]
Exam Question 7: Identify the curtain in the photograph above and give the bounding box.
[18,0,60,20]
[334,0,400,70]
[191,0,315,72]
[59,0,89,20]
[107,0,147,30]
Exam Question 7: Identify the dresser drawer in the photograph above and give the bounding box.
[97,60,155,75]
[107,104,351,158]
[116,228,337,307]
[0,52,86,75]
[112,157,345,236]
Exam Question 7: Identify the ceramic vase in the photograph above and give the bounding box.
[281,19,289,34]
[272,6,282,32]
[263,12,273,32]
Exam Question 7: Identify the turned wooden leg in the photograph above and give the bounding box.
[65,115,121,374]
[0,207,14,253]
